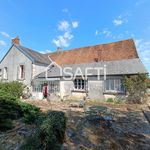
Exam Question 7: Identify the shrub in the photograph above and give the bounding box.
[123,74,148,103]
[0,95,22,131]
[19,102,41,124]
[21,111,66,150]
[0,119,14,131]
[0,81,25,98]
[0,93,40,130]
[146,78,150,88]
[106,98,114,103]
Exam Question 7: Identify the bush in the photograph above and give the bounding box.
[19,102,41,124]
[0,119,14,131]
[0,95,22,131]
[0,93,40,131]
[123,74,148,104]
[146,78,150,88]
[106,98,114,103]
[21,111,66,150]
[0,81,25,98]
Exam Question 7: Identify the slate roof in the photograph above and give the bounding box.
[14,44,50,65]
[48,39,139,65]
[35,58,148,79]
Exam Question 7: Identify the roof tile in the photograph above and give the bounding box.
[49,39,138,65]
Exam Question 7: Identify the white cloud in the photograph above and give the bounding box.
[0,31,10,38]
[113,19,123,26]
[101,28,112,37]
[39,49,52,54]
[62,8,69,13]
[135,39,150,68]
[135,0,148,6]
[58,20,70,31]
[95,30,99,36]
[113,15,128,26]
[98,28,134,40]
[53,18,79,48]
[72,21,79,28]
[52,31,73,47]
[0,40,6,46]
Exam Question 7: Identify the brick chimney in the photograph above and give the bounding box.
[12,36,20,45]
[57,47,62,52]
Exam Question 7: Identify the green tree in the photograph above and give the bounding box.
[123,74,148,104]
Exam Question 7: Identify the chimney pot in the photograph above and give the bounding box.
[57,47,62,52]
[12,36,20,45]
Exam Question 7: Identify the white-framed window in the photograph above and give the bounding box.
[32,81,60,93]
[105,78,125,93]
[18,65,25,79]
[3,67,8,79]
[74,78,86,90]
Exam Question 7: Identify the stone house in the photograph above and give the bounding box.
[0,37,147,100]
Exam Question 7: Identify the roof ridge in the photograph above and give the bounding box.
[16,44,46,56]
[14,44,50,65]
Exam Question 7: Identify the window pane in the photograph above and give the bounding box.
[74,79,86,90]
[120,80,125,92]
[105,79,125,92]
[115,79,120,91]
[78,79,81,89]
[81,79,85,89]
[74,79,77,89]
[106,80,109,90]
[110,80,114,90]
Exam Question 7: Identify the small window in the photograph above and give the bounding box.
[18,65,25,79]
[74,78,86,90]
[105,78,125,93]
[3,67,8,79]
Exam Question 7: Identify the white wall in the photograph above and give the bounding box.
[60,80,74,99]
[88,80,104,99]
[0,46,32,86]
[32,64,47,78]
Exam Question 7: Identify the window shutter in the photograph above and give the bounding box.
[23,65,25,79]
[17,66,20,79]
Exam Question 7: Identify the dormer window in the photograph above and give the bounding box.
[18,65,25,79]
[3,67,8,79]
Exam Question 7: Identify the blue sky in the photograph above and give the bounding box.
[0,0,150,74]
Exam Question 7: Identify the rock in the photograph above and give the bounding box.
[80,130,87,137]
[66,128,76,138]
[61,143,68,150]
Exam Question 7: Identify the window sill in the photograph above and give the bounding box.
[2,78,8,80]
[71,89,87,93]
[17,78,25,81]
[104,91,125,95]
